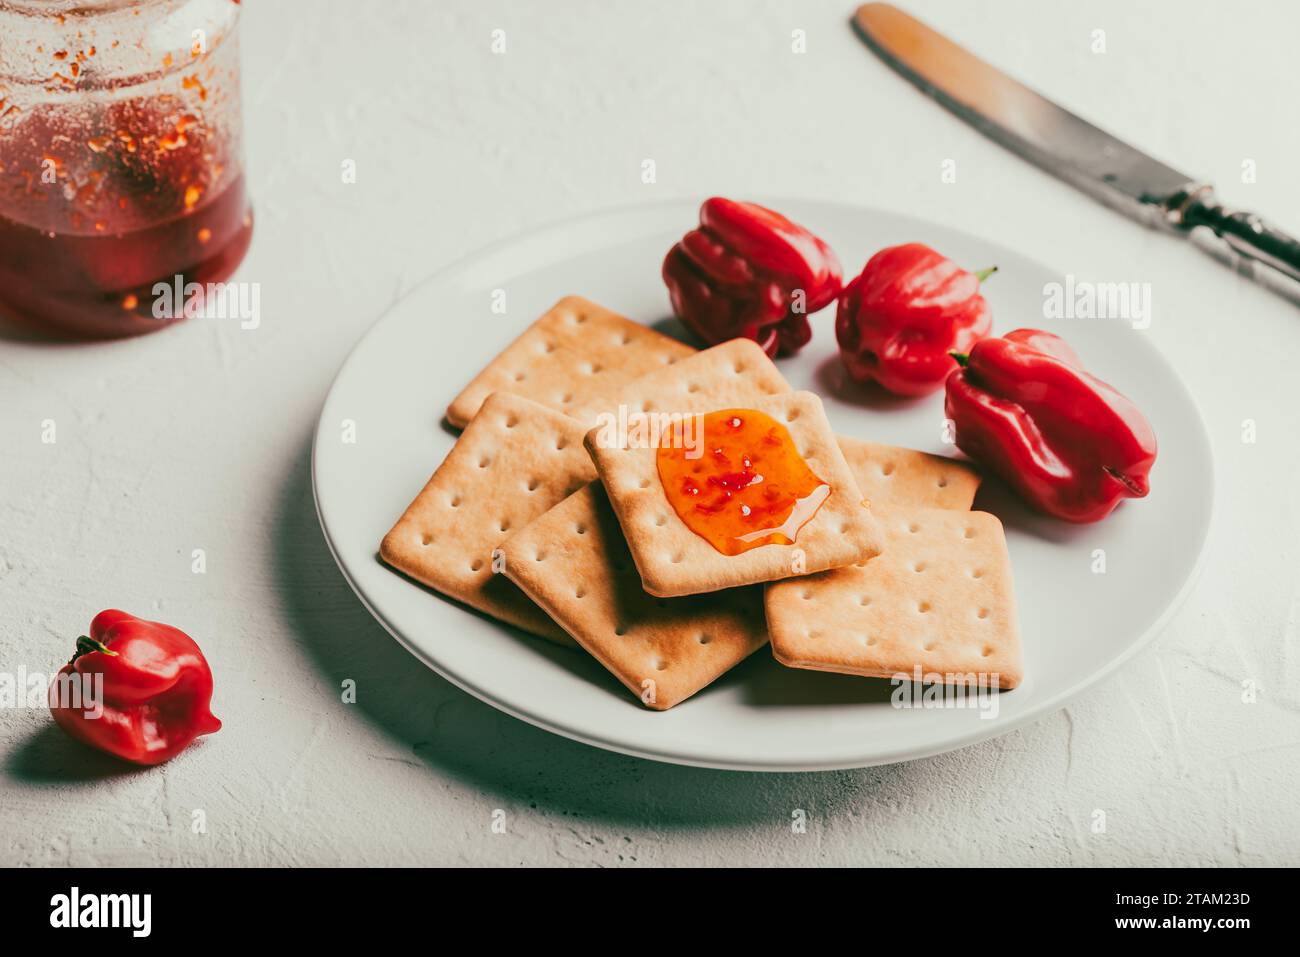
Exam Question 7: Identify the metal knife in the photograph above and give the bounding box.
[851,2,1300,302]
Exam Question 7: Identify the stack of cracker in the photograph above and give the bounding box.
[382,296,1023,710]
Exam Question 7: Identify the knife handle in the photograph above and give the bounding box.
[1180,193,1300,295]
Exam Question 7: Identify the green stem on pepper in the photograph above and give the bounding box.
[71,634,118,664]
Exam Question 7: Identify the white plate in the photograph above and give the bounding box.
[312,198,1213,771]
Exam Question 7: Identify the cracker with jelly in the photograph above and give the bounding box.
[586,390,883,597]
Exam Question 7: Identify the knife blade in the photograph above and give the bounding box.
[851,2,1300,301]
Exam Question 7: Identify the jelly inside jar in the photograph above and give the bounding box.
[655,409,831,556]
[0,84,251,338]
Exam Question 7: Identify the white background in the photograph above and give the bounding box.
[2,0,1298,866]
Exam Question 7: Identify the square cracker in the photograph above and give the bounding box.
[766,507,1023,688]
[568,336,790,425]
[586,390,884,598]
[836,436,980,511]
[499,485,768,710]
[380,392,596,645]
[445,296,696,429]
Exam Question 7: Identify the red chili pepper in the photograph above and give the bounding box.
[662,198,842,358]
[835,242,996,396]
[944,329,1157,523]
[48,609,221,765]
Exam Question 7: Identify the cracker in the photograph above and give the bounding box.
[766,507,1022,688]
[836,436,981,511]
[445,296,696,429]
[568,336,790,425]
[586,390,884,597]
[499,485,767,710]
[380,392,596,644]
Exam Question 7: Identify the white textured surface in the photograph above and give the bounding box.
[2,0,1298,866]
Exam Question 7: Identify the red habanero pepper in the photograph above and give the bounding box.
[48,609,221,765]
[944,329,1157,523]
[836,243,996,396]
[662,198,842,358]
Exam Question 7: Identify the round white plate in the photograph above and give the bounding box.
[313,198,1213,772]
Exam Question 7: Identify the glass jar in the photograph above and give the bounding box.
[0,0,251,338]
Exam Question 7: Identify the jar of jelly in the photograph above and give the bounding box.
[0,0,252,338]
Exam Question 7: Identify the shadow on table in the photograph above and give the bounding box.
[271,432,926,828]
[6,723,158,784]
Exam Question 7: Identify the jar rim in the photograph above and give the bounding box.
[0,0,239,90]
[0,0,172,15]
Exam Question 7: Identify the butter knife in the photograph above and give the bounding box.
[852,2,1300,302]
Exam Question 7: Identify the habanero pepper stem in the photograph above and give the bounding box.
[72,635,118,662]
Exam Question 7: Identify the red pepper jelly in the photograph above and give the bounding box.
[655,408,831,555]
